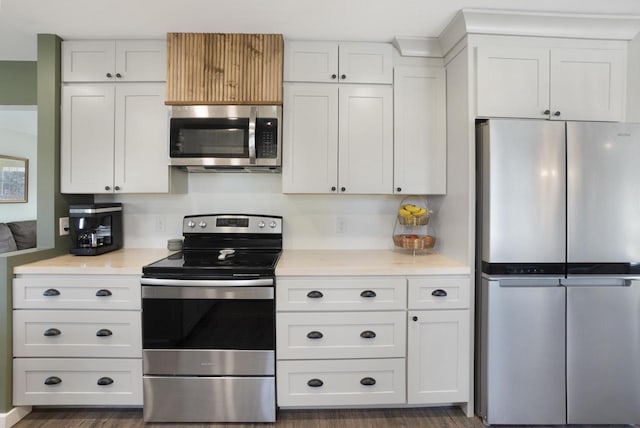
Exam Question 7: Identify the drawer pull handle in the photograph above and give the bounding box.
[96,289,112,297]
[360,377,376,386]
[43,288,60,297]
[44,328,61,337]
[307,378,324,388]
[360,290,376,298]
[360,330,376,339]
[306,331,324,339]
[432,289,448,297]
[44,376,62,385]
[96,329,113,337]
[97,377,114,386]
[306,290,323,299]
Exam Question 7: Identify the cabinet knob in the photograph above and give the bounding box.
[105,185,111,191]
[341,74,346,80]
[543,109,551,115]
[106,73,112,78]
[331,186,337,192]
[331,74,337,79]
[397,187,402,192]
[307,378,324,388]
[360,330,377,339]
[96,289,112,297]
[97,377,114,386]
[412,316,418,322]
[341,187,346,192]
[431,289,448,297]
[114,185,121,191]
[44,328,61,337]
[306,331,324,339]
[306,290,323,299]
[44,376,62,386]
[553,111,561,117]
[43,288,60,297]
[96,329,113,337]
[115,73,122,78]
[360,290,377,298]
[360,377,376,386]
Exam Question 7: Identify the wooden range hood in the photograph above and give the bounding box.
[165,33,283,105]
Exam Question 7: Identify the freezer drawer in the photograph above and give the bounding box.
[565,278,640,424]
[481,277,566,425]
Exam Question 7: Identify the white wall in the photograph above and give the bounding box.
[0,106,37,222]
[96,173,426,250]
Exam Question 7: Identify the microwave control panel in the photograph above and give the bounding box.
[256,118,278,158]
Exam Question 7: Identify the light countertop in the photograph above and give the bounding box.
[13,248,470,277]
[13,248,173,275]
[276,250,469,276]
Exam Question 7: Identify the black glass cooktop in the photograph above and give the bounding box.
[142,249,281,279]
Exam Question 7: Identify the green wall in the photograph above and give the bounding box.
[0,34,89,413]
[0,61,37,105]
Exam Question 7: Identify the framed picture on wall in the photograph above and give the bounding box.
[0,155,28,203]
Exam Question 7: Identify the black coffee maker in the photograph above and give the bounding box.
[69,203,123,256]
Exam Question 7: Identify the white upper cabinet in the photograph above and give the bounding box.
[62,40,166,82]
[476,40,626,122]
[62,83,180,194]
[393,65,446,195]
[282,83,393,194]
[284,41,393,84]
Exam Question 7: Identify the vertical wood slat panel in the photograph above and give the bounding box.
[165,32,283,105]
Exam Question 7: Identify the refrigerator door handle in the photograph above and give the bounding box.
[561,278,632,287]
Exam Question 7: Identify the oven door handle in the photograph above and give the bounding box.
[142,285,274,300]
[140,278,273,287]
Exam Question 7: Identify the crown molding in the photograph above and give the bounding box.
[392,36,442,57]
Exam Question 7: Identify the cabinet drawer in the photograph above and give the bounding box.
[13,275,141,309]
[13,358,142,406]
[277,358,405,407]
[277,277,406,311]
[277,311,405,359]
[408,276,470,309]
[13,310,141,358]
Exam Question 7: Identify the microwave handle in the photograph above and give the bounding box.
[248,106,257,164]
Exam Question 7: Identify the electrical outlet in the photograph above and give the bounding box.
[336,216,346,233]
[59,217,69,236]
[154,216,166,232]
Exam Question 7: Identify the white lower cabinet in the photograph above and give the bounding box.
[13,274,143,406]
[277,358,406,407]
[276,275,471,409]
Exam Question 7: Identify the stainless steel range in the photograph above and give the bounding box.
[141,214,281,423]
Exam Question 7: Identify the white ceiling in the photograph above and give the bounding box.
[2,0,640,60]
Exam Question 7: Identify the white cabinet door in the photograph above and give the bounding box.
[338,85,393,194]
[550,48,625,122]
[115,40,166,82]
[63,40,166,82]
[114,83,170,193]
[282,83,339,193]
[407,310,470,404]
[284,41,339,83]
[338,43,393,84]
[394,65,446,195]
[476,46,550,119]
[62,40,116,82]
[61,84,115,193]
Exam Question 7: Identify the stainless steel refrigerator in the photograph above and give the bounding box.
[476,119,640,425]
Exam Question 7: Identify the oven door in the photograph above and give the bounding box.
[141,279,274,376]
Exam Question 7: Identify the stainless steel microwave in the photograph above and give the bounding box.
[169,105,281,172]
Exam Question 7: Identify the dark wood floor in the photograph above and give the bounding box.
[13,407,486,428]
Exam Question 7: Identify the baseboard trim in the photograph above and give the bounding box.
[0,406,32,428]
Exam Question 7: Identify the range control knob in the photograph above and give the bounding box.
[187,221,196,228]
[198,221,207,228]
[258,221,266,228]
[269,221,278,229]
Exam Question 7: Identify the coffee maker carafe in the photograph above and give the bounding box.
[69,203,123,256]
